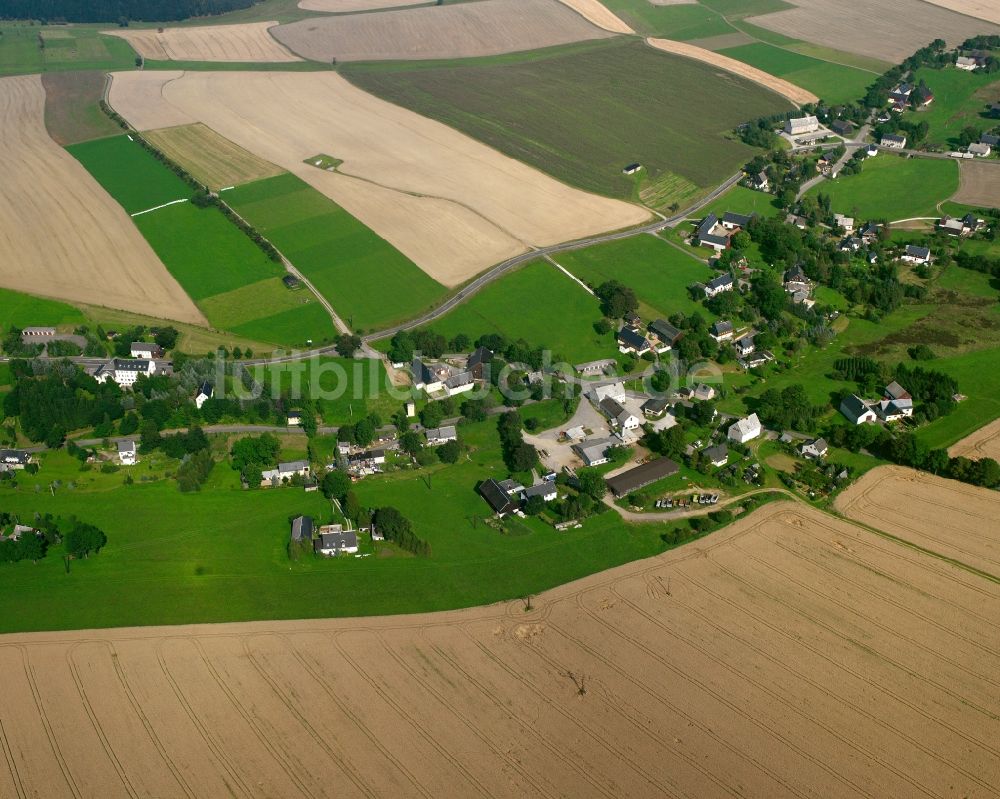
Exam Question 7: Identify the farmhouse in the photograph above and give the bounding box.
[937,214,980,236]
[92,358,160,388]
[880,133,907,149]
[728,413,762,444]
[130,341,164,359]
[642,396,670,418]
[956,55,981,70]
[260,460,311,487]
[704,273,735,298]
[710,320,734,342]
[467,347,493,380]
[784,115,819,136]
[875,381,914,422]
[901,245,931,265]
[783,265,811,295]
[523,482,557,502]
[888,81,912,108]
[616,326,652,356]
[599,398,641,432]
[967,142,991,157]
[839,236,863,253]
[694,214,730,252]
[833,213,854,233]
[606,457,679,497]
[721,211,753,231]
[290,515,313,545]
[590,382,626,404]
[314,526,359,556]
[648,319,682,352]
[840,394,878,425]
[479,478,519,516]
[704,444,729,467]
[740,351,774,370]
[622,163,642,175]
[734,334,756,358]
[801,438,828,459]
[573,437,618,467]
[425,425,457,446]
[194,381,213,409]
[0,450,30,471]
[117,440,137,466]
[859,221,882,244]
[411,358,474,397]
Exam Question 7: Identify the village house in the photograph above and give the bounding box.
[956,55,981,71]
[880,133,907,149]
[599,397,641,432]
[678,383,717,403]
[968,142,991,157]
[710,320,734,342]
[721,211,753,231]
[801,438,828,459]
[703,444,729,468]
[866,143,880,157]
[425,425,457,446]
[830,119,854,137]
[572,437,618,467]
[728,413,762,444]
[0,450,30,472]
[748,170,769,191]
[833,213,854,233]
[467,347,493,381]
[314,525,359,556]
[784,115,820,136]
[703,273,735,298]
[648,319,682,352]
[875,381,914,422]
[694,214,731,252]
[92,358,160,388]
[937,213,981,236]
[606,457,679,498]
[622,162,642,175]
[888,81,912,109]
[981,132,1000,148]
[900,245,931,265]
[479,478,520,516]
[840,394,878,425]
[839,236,863,253]
[616,326,652,356]
[740,351,774,370]
[260,460,311,487]
[783,265,811,295]
[734,334,756,358]
[590,382,626,404]
[194,381,213,409]
[411,358,474,398]
[642,396,670,419]
[130,341,164,359]
[858,221,882,244]
[523,482,557,503]
[117,440,137,466]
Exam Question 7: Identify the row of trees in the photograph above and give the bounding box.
[497,411,537,473]
[1,0,253,23]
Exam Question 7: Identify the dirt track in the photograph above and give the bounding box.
[106,22,301,62]
[272,0,616,62]
[835,465,1000,578]
[0,74,205,325]
[108,70,650,287]
[2,500,999,797]
[646,38,814,105]
[747,0,1000,62]
[952,159,1000,207]
[949,418,1000,461]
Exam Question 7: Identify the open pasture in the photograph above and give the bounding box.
[0,75,204,326]
[902,66,1000,148]
[600,0,732,38]
[746,0,1000,63]
[836,465,1000,578]
[144,123,285,190]
[2,500,999,797]
[272,0,615,62]
[0,287,85,332]
[106,22,301,62]
[344,39,791,209]
[108,69,648,284]
[0,23,136,77]
[953,160,1000,207]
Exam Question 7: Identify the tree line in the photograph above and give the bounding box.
[0,0,252,23]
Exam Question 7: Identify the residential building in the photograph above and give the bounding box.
[840,394,877,425]
[591,381,626,404]
[981,132,1000,148]
[839,236,863,253]
[282,274,302,290]
[260,460,311,487]
[572,437,617,467]
[92,358,158,388]
[888,81,913,106]
[648,319,682,352]
[617,326,652,355]
[865,144,879,157]
[194,381,213,409]
[784,264,810,294]
[749,170,769,191]
[425,425,457,446]
[721,211,753,231]
[880,133,907,149]
[606,457,679,497]
[740,351,774,370]
[694,214,730,251]
[642,396,670,418]
[314,526,359,556]
[734,334,756,358]
[801,438,828,459]
[692,383,716,402]
[599,398,640,432]
[877,381,914,422]
[830,119,854,136]
[901,245,931,264]
[833,213,854,233]
[287,411,303,426]
[728,413,762,444]
[914,84,934,106]
[479,478,519,516]
[703,273,735,298]
[523,482,557,502]
[859,221,882,244]
[710,320,734,342]
[956,55,980,70]
[117,440,137,466]
[968,142,992,157]
[0,450,30,471]
[704,444,729,467]
[411,358,474,397]
[784,115,820,136]
[130,341,164,359]
[290,515,314,545]
[467,347,493,380]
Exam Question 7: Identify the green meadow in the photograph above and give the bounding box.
[598,0,733,39]
[226,174,448,333]
[902,66,1000,147]
[0,24,136,77]
[806,155,959,221]
[0,287,85,330]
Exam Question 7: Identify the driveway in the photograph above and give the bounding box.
[523,398,610,473]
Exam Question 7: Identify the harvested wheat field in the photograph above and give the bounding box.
[3,501,1000,798]
[923,0,1000,24]
[836,465,1000,578]
[647,38,816,105]
[0,75,204,325]
[949,417,1000,461]
[747,0,1000,62]
[108,69,649,285]
[271,0,616,62]
[952,159,1000,207]
[554,0,634,34]
[144,123,285,190]
[298,0,428,10]
[106,22,301,62]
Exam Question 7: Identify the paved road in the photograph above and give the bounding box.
[797,116,873,199]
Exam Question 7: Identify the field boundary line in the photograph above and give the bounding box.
[544,255,594,295]
[130,198,189,217]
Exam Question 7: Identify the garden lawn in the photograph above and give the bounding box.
[0,423,671,634]
[427,260,615,364]
[916,346,1000,450]
[225,174,448,333]
[343,39,791,208]
[0,25,136,77]
[719,42,876,105]
[700,184,781,218]
[902,66,1000,148]
[806,155,959,222]
[0,287,85,330]
[67,134,193,214]
[555,236,715,320]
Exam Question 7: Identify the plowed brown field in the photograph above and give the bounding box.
[923,0,1000,24]
[106,22,301,62]
[0,74,205,325]
[272,0,616,62]
[108,70,650,286]
[836,465,1000,577]
[953,159,1000,207]
[949,417,1000,461]
[2,501,999,798]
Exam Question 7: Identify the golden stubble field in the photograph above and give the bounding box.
[747,0,1000,62]
[108,70,651,286]
[949,417,1000,461]
[0,74,205,325]
[106,22,301,62]
[2,500,1000,798]
[271,0,616,62]
[554,0,634,33]
[953,160,1000,207]
[923,0,1000,24]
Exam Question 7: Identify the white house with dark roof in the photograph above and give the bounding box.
[875,381,914,422]
[801,438,828,459]
[703,444,729,467]
[130,341,164,359]
[901,245,931,264]
[590,381,625,404]
[694,214,730,252]
[260,460,311,487]
[616,326,652,355]
[734,334,756,358]
[572,437,618,467]
[117,440,137,466]
[425,425,457,446]
[314,526,359,556]
[840,394,877,425]
[92,358,158,388]
[0,450,30,472]
[704,273,735,298]
[599,398,640,432]
[648,319,682,352]
[881,133,907,149]
[194,381,213,409]
[721,211,753,231]
[523,482,557,502]
[710,320,734,342]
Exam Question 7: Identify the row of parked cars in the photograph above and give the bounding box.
[654,493,720,509]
